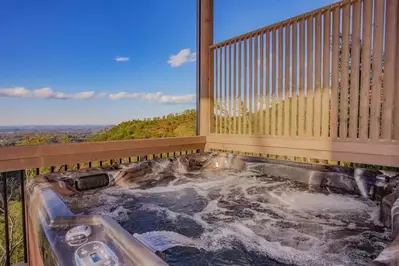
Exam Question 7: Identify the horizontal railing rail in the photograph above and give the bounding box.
[0,136,206,172]
[206,135,399,167]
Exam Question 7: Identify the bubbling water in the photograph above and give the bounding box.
[64,165,390,266]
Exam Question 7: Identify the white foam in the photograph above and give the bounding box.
[280,192,371,213]
[136,231,202,251]
[75,165,388,266]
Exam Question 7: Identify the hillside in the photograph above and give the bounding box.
[91,109,196,141]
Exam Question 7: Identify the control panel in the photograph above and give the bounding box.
[75,241,119,266]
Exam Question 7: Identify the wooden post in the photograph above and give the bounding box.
[198,0,214,136]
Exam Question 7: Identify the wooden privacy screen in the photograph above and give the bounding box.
[208,0,399,167]
[211,0,398,139]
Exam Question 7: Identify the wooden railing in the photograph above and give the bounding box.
[0,136,206,172]
[207,0,399,167]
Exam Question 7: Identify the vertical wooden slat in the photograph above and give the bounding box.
[278,27,284,136]
[272,29,277,136]
[233,42,237,134]
[314,13,322,138]
[382,0,398,140]
[238,41,242,135]
[260,33,264,135]
[249,37,253,135]
[244,39,248,134]
[254,35,259,135]
[306,16,314,137]
[359,0,372,140]
[219,47,224,134]
[331,7,340,139]
[228,43,232,134]
[370,0,384,140]
[219,46,223,134]
[215,48,219,134]
[209,45,215,134]
[284,24,290,137]
[349,0,361,139]
[395,1,399,140]
[292,22,298,137]
[265,31,271,135]
[224,44,228,134]
[299,19,306,137]
[322,10,331,138]
[340,4,350,139]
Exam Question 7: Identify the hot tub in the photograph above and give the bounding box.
[27,152,399,265]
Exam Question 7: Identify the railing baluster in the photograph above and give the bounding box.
[129,157,132,163]
[314,13,321,138]
[244,39,248,135]
[224,45,227,134]
[20,170,27,263]
[228,42,232,134]
[277,25,283,136]
[259,33,264,136]
[359,0,372,140]
[76,163,80,170]
[271,29,277,136]
[370,0,384,140]
[298,19,306,137]
[254,34,258,135]
[321,10,331,138]
[88,162,92,168]
[35,168,40,176]
[292,21,298,137]
[238,40,242,135]
[50,166,55,173]
[99,161,103,167]
[265,30,270,136]
[249,36,253,135]
[2,172,10,266]
[219,47,223,134]
[306,15,314,137]
[349,0,361,139]
[340,4,350,139]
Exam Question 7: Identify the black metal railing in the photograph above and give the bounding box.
[0,170,28,266]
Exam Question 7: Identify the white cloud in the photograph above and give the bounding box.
[168,48,196,67]
[0,87,31,98]
[0,87,194,104]
[109,91,195,104]
[143,92,195,104]
[115,57,130,62]
[109,92,141,100]
[0,87,95,100]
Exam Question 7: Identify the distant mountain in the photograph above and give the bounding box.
[0,125,110,134]
[91,109,196,141]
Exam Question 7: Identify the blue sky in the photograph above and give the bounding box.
[0,0,337,125]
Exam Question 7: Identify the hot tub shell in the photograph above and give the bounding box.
[26,152,399,265]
